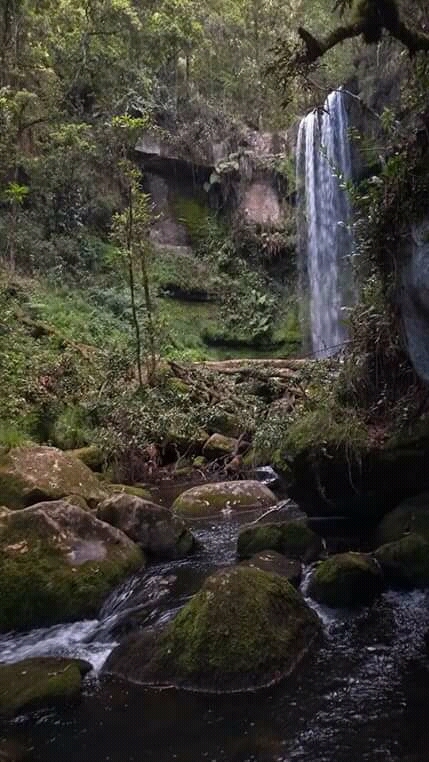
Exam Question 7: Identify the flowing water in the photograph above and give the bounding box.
[297,89,354,358]
[2,509,429,762]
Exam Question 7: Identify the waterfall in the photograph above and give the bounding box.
[297,89,353,358]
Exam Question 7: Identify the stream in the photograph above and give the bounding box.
[1,502,429,762]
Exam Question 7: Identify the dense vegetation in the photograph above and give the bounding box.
[1,0,429,484]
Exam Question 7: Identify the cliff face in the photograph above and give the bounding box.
[134,126,294,251]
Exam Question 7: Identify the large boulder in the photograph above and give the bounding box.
[0,500,144,632]
[172,480,277,518]
[0,446,107,509]
[375,533,429,589]
[237,520,322,562]
[105,565,320,693]
[376,493,429,545]
[96,493,195,560]
[0,657,91,717]
[308,552,384,608]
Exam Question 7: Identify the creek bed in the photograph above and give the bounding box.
[1,508,429,762]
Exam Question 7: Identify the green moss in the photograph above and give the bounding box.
[152,566,320,690]
[67,445,104,471]
[0,514,143,631]
[308,552,384,608]
[0,657,88,716]
[237,521,321,562]
[375,533,429,588]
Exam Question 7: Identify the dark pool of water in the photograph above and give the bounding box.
[2,510,429,762]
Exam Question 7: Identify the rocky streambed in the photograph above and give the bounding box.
[2,448,429,761]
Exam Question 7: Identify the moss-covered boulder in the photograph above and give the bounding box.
[375,533,429,588]
[0,657,91,717]
[202,434,238,460]
[237,521,322,563]
[376,493,429,545]
[240,550,302,587]
[308,552,384,608]
[96,493,195,560]
[66,445,104,471]
[0,500,144,632]
[172,480,276,518]
[105,565,320,692]
[0,446,107,509]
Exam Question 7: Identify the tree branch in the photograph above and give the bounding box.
[295,15,429,67]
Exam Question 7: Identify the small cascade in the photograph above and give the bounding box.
[297,89,353,358]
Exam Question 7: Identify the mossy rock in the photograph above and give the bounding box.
[193,456,207,468]
[96,493,195,560]
[0,446,107,509]
[240,551,302,587]
[375,533,429,589]
[172,480,277,518]
[67,445,104,472]
[308,552,384,608]
[237,521,322,563]
[202,433,238,460]
[377,494,429,545]
[0,500,144,632]
[0,657,91,717]
[105,565,320,692]
[108,484,151,499]
[63,494,90,510]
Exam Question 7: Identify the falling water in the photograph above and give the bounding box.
[297,89,353,358]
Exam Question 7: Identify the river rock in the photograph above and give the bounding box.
[172,480,277,518]
[202,433,238,459]
[308,552,384,608]
[375,533,429,588]
[240,550,302,587]
[0,446,107,509]
[0,500,144,632]
[376,493,429,545]
[0,657,91,717]
[105,565,320,692]
[237,520,322,562]
[96,493,195,559]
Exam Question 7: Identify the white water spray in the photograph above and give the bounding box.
[297,89,353,358]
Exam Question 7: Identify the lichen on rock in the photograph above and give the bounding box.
[172,480,277,518]
[0,446,107,509]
